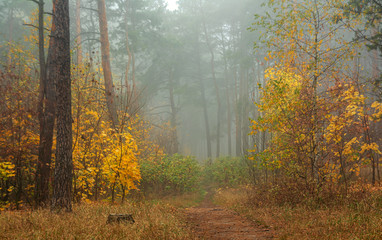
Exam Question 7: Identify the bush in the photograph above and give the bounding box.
[204,157,250,188]
[139,154,201,195]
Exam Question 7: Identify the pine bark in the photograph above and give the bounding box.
[51,0,73,212]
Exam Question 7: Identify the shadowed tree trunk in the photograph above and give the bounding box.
[36,0,56,208]
[371,26,381,184]
[97,0,119,129]
[51,0,73,212]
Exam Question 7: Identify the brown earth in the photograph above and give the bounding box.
[184,192,274,240]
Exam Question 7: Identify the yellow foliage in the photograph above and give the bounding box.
[0,162,15,180]
[250,0,374,184]
[0,41,40,209]
[71,61,142,201]
[371,101,382,119]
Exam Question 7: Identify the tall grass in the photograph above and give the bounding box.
[0,201,195,240]
[215,184,382,240]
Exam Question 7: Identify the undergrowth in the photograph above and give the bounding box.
[214,182,382,240]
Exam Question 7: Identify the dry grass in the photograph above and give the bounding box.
[0,201,196,240]
[215,186,382,240]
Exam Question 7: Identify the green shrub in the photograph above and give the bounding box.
[139,154,201,194]
[204,157,250,187]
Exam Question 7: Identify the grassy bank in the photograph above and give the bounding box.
[215,186,382,240]
[0,200,195,240]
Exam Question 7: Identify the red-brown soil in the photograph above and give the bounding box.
[184,193,274,240]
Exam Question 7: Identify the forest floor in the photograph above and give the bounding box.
[2,187,380,239]
[213,187,382,240]
[184,190,274,240]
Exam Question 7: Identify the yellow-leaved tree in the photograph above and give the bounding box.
[71,59,141,203]
[251,0,381,192]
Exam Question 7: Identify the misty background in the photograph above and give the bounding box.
[0,0,376,161]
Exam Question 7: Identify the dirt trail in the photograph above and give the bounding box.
[184,191,273,240]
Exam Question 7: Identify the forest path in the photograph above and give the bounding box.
[184,190,274,240]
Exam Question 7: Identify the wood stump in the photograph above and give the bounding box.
[107,214,135,224]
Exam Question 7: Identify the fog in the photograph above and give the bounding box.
[67,0,267,160]
[0,0,376,161]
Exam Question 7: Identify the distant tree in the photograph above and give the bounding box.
[0,0,35,66]
[200,1,222,158]
[97,0,119,129]
[345,0,382,51]
[344,0,382,98]
[75,0,82,65]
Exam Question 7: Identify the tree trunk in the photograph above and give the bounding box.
[235,69,242,156]
[201,11,221,158]
[7,7,14,68]
[169,68,179,154]
[196,39,212,159]
[36,0,47,207]
[123,0,139,116]
[97,0,119,129]
[220,30,232,156]
[124,0,132,91]
[241,70,250,154]
[75,0,82,65]
[371,26,381,183]
[51,0,73,212]
[226,88,232,156]
[36,0,56,208]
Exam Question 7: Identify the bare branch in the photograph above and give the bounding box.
[28,0,39,4]
[80,6,98,13]
[23,23,50,32]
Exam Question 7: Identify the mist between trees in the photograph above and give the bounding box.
[0,0,382,210]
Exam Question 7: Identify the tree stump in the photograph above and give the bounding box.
[107,214,135,224]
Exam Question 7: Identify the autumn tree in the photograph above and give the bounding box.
[250,0,377,190]
[343,0,382,184]
[0,43,39,209]
[343,0,382,101]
